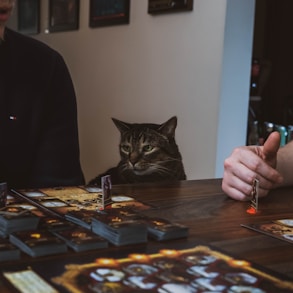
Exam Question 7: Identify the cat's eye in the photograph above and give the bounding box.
[121,145,131,153]
[143,145,154,152]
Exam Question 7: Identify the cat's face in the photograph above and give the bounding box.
[113,117,180,176]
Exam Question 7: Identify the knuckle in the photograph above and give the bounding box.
[243,184,252,195]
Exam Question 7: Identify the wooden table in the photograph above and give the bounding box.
[1,178,293,292]
[114,179,293,279]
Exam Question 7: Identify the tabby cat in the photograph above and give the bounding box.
[88,116,186,185]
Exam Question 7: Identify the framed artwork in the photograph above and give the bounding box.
[17,0,40,35]
[89,0,130,28]
[49,0,79,33]
[148,0,193,14]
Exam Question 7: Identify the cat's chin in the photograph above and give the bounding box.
[132,169,151,175]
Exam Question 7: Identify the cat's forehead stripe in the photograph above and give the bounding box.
[124,128,147,138]
[125,132,146,144]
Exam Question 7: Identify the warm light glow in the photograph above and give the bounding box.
[160,249,181,258]
[7,207,18,212]
[228,259,250,268]
[95,258,118,267]
[129,254,151,262]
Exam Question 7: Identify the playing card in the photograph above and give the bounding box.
[143,216,189,241]
[0,238,20,262]
[91,208,147,246]
[53,227,108,252]
[101,175,112,208]
[0,206,40,235]
[242,221,293,244]
[9,230,67,257]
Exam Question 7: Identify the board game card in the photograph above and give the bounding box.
[91,208,148,246]
[65,209,101,229]
[53,227,108,252]
[109,195,155,211]
[0,238,20,262]
[9,230,68,257]
[143,216,189,241]
[101,175,112,209]
[0,206,40,235]
[274,219,293,228]
[83,186,102,193]
[39,216,76,231]
[4,269,58,293]
[242,221,293,244]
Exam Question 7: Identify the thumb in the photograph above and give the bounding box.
[262,131,280,163]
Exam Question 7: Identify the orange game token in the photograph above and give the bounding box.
[246,206,257,214]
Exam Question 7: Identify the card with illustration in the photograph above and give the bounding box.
[0,238,20,262]
[3,269,58,293]
[53,226,108,252]
[0,206,40,235]
[91,208,148,246]
[65,209,99,229]
[9,230,68,257]
[242,219,293,244]
[39,216,76,232]
[143,216,189,241]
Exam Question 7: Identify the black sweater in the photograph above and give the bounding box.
[0,28,84,188]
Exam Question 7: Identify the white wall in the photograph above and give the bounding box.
[216,0,255,176]
[9,0,255,183]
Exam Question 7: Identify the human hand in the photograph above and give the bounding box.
[222,131,283,201]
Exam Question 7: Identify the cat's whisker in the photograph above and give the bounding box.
[147,164,174,175]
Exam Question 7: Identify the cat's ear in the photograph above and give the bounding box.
[112,118,130,133]
[158,116,177,138]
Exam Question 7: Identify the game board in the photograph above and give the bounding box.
[11,185,153,220]
[52,245,293,292]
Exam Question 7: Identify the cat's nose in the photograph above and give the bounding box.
[129,152,139,166]
[129,159,139,166]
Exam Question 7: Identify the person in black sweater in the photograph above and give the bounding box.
[0,0,84,188]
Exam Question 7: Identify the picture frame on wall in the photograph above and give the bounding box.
[17,0,40,35]
[49,0,79,33]
[148,0,193,14]
[89,0,130,28]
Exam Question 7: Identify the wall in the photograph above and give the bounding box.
[216,0,255,175]
[9,0,255,183]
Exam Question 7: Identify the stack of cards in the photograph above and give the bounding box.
[39,216,76,232]
[53,227,108,252]
[0,206,40,236]
[65,209,99,229]
[91,208,148,246]
[9,230,67,257]
[144,216,189,241]
[0,238,20,262]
